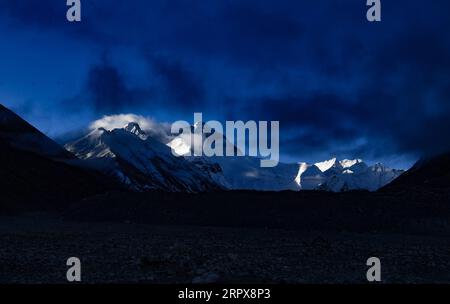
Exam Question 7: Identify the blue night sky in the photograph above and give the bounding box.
[1,0,450,168]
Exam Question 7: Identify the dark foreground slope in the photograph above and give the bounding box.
[0,104,120,213]
[0,140,116,213]
[383,152,450,192]
[0,104,72,159]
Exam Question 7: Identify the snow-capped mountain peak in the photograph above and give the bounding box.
[295,162,309,185]
[315,157,341,172]
[65,121,225,192]
[340,159,363,168]
[167,123,242,157]
[295,163,327,190]
[124,122,147,139]
[168,136,192,156]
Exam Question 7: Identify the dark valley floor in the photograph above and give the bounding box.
[1,215,450,284]
[1,186,450,284]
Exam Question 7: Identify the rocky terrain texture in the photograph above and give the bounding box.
[1,216,450,284]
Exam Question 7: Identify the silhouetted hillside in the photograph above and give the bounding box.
[383,152,450,191]
[0,140,118,213]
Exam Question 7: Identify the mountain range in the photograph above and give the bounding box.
[63,113,404,192]
[297,158,405,192]
[0,104,412,199]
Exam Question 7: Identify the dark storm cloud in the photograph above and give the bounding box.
[240,94,365,158]
[240,25,450,159]
[86,62,145,114]
[2,0,450,162]
[356,30,450,157]
[0,0,62,27]
[243,94,358,130]
[63,60,154,115]
[0,0,105,42]
[0,0,306,65]
[150,57,205,108]
[64,55,206,115]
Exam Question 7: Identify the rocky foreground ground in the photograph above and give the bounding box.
[1,215,450,284]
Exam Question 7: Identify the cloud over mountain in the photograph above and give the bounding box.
[1,0,449,167]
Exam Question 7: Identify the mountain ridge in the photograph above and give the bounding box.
[0,105,407,194]
[66,115,404,192]
[65,124,225,192]
[0,104,73,159]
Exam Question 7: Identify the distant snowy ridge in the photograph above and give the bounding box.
[64,115,405,192]
[165,123,402,192]
[294,158,404,192]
